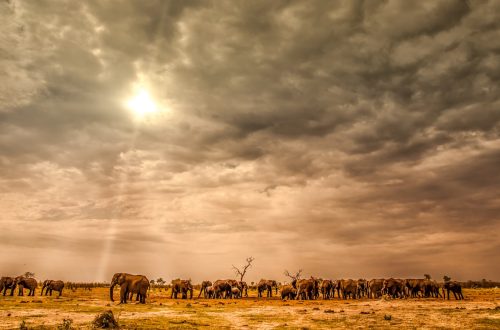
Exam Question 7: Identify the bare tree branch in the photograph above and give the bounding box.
[232,256,255,282]
[284,269,302,281]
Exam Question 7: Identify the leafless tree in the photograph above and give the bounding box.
[232,257,255,282]
[284,269,303,282]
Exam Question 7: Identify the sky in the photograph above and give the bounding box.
[1,0,499,283]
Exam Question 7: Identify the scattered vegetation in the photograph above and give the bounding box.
[19,320,28,330]
[57,318,74,330]
[92,310,119,329]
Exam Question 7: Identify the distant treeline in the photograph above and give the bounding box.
[460,280,500,288]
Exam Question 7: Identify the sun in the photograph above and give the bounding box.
[126,88,157,118]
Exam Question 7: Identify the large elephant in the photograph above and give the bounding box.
[294,278,320,300]
[367,279,384,299]
[357,279,368,298]
[0,277,16,296]
[213,280,232,299]
[405,279,426,298]
[257,279,278,298]
[171,279,193,299]
[109,273,149,304]
[339,279,358,299]
[15,276,37,296]
[320,280,334,299]
[443,281,464,300]
[424,280,442,298]
[41,280,64,297]
[281,284,296,300]
[198,281,212,298]
[382,278,405,298]
[227,279,242,299]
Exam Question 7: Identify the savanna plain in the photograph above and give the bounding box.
[0,288,499,329]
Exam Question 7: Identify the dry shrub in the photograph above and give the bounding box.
[57,318,73,330]
[92,310,119,329]
[19,320,28,330]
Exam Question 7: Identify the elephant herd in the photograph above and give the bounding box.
[0,276,64,297]
[279,278,464,301]
[194,277,464,302]
[1,273,465,305]
[197,279,249,299]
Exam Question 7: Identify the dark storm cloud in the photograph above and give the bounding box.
[0,0,499,281]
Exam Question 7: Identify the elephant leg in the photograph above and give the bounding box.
[59,290,62,297]
[120,284,128,304]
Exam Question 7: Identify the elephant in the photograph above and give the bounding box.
[424,280,442,298]
[338,279,358,299]
[367,279,384,299]
[281,284,296,300]
[15,276,37,296]
[0,277,16,296]
[257,279,278,298]
[231,287,241,298]
[382,278,405,298]
[239,281,249,297]
[205,286,215,299]
[334,280,342,298]
[171,279,193,299]
[227,279,243,299]
[198,281,212,298]
[213,280,233,299]
[41,280,64,297]
[405,279,426,298]
[357,279,368,298]
[443,281,464,300]
[320,280,334,299]
[109,273,149,304]
[294,278,320,300]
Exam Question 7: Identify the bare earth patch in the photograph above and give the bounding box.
[0,288,499,329]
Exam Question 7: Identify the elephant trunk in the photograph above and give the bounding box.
[110,282,116,302]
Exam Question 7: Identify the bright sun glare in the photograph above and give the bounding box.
[126,88,157,118]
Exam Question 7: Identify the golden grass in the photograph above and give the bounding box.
[0,288,499,329]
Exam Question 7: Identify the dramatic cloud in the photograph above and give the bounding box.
[1,0,499,282]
